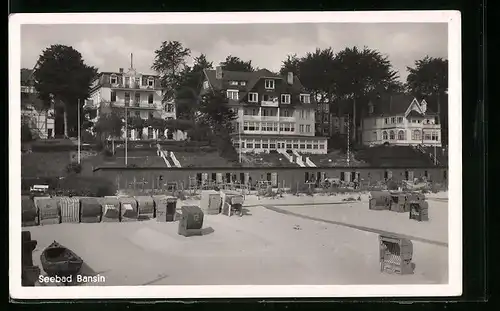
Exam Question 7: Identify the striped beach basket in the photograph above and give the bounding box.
[58,197,81,223]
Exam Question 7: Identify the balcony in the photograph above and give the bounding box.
[110,83,157,91]
[111,100,157,110]
[261,100,278,107]
[279,116,295,122]
[242,115,261,121]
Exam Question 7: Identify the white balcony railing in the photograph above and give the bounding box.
[261,100,279,107]
[112,100,158,109]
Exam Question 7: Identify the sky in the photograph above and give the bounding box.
[20,23,447,82]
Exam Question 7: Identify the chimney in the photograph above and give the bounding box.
[130,53,134,69]
[421,99,427,114]
[287,72,294,85]
[119,68,124,73]
[215,66,223,79]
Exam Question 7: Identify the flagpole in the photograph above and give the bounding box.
[78,99,81,164]
[239,123,242,163]
[125,105,128,166]
[346,113,350,166]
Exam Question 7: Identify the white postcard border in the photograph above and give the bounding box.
[9,11,462,299]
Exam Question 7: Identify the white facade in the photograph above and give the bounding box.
[89,68,179,140]
[232,105,327,154]
[21,86,55,139]
[361,98,442,147]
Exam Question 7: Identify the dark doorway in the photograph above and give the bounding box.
[266,173,272,182]
[211,173,216,182]
[405,171,409,181]
[240,173,245,183]
[340,172,345,181]
[384,171,388,180]
[196,173,202,183]
[226,173,231,183]
[305,172,310,182]
[443,170,447,180]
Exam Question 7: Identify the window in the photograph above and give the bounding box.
[243,122,249,131]
[273,123,278,131]
[248,92,258,103]
[265,79,275,89]
[300,124,304,132]
[135,77,141,87]
[127,128,132,138]
[412,129,421,141]
[262,108,277,117]
[233,142,240,148]
[300,110,306,119]
[241,142,245,148]
[166,103,174,113]
[135,111,140,117]
[110,75,117,84]
[432,132,439,141]
[307,144,312,149]
[424,132,432,141]
[148,94,154,104]
[149,112,154,119]
[300,144,305,149]
[111,91,117,102]
[247,143,253,149]
[300,94,311,104]
[227,90,239,100]
[389,130,395,140]
[244,108,259,116]
[255,143,261,149]
[280,109,291,117]
[281,94,291,104]
[148,128,154,139]
[306,125,311,133]
[269,143,276,149]
[319,144,325,150]
[391,117,396,124]
[147,78,154,87]
[313,144,318,149]
[382,131,388,140]
[397,117,403,123]
[290,124,295,132]
[134,93,140,106]
[262,143,269,149]
[398,130,405,140]
[203,81,209,89]
[293,143,299,149]
[240,81,246,86]
[286,143,292,149]
[229,81,239,86]
[384,118,389,124]
[124,92,130,106]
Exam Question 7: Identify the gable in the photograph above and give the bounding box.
[404,98,423,117]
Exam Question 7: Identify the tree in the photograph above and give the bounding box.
[334,46,400,142]
[220,55,254,72]
[128,116,146,140]
[93,111,124,143]
[198,90,237,133]
[33,45,97,138]
[279,54,301,76]
[175,54,214,120]
[406,56,448,146]
[151,41,191,102]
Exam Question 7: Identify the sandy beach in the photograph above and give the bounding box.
[27,192,448,286]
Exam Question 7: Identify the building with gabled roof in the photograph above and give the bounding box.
[87,55,178,140]
[360,93,442,147]
[201,67,328,155]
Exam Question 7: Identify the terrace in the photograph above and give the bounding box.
[174,151,235,168]
[242,152,298,168]
[355,145,435,167]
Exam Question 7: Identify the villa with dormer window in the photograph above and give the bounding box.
[200,67,327,154]
[360,94,442,147]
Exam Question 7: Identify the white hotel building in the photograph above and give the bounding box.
[200,67,328,154]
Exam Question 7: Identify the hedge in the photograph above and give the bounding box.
[21,176,116,197]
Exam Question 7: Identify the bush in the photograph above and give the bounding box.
[65,162,82,174]
[386,179,400,190]
[56,176,116,197]
[21,124,33,142]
